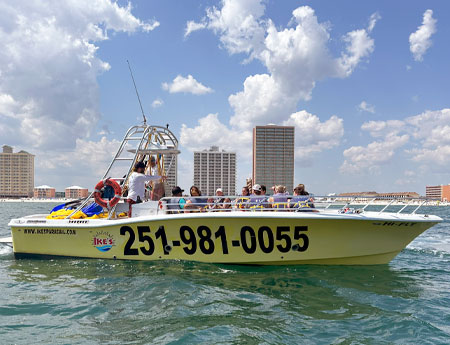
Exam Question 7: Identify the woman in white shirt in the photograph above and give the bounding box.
[127,161,166,217]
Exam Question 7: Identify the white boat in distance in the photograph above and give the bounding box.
[4,123,443,265]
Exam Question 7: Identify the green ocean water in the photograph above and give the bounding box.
[0,202,449,345]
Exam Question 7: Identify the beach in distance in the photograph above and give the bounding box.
[1,197,449,207]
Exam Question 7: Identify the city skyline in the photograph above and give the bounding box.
[0,1,449,195]
[7,140,450,199]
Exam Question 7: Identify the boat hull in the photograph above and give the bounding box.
[9,212,441,265]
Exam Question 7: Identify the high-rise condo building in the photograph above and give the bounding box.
[253,125,295,193]
[0,145,35,198]
[194,146,236,196]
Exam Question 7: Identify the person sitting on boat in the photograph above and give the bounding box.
[208,188,232,211]
[268,185,290,209]
[166,186,186,214]
[260,185,267,195]
[127,161,166,217]
[290,184,315,211]
[247,184,267,209]
[184,185,208,212]
[234,186,250,209]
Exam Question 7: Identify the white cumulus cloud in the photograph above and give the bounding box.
[34,136,122,189]
[361,119,405,137]
[180,113,251,156]
[182,1,377,168]
[215,3,376,131]
[340,134,409,175]
[409,9,437,62]
[0,0,156,150]
[184,20,207,38]
[283,110,344,162]
[368,12,381,33]
[162,75,214,95]
[358,101,375,114]
[187,0,267,59]
[343,108,450,174]
[151,98,164,108]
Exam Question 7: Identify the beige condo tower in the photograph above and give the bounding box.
[253,125,295,193]
[0,145,34,198]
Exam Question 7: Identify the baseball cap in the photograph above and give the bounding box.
[252,184,262,191]
[216,188,223,193]
[172,186,184,195]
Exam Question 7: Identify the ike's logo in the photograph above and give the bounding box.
[92,231,116,252]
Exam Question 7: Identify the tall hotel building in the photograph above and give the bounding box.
[194,146,236,196]
[253,125,295,193]
[0,145,34,198]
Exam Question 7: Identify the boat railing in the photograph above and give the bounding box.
[158,195,441,215]
[52,194,441,219]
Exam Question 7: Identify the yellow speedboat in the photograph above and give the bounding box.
[5,124,442,265]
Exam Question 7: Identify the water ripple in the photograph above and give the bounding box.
[0,203,450,344]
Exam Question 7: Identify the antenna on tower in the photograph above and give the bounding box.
[127,60,147,125]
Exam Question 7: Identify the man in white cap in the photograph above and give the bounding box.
[247,184,267,208]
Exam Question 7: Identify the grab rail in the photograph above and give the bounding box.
[158,195,440,216]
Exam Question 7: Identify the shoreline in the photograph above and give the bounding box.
[0,198,72,203]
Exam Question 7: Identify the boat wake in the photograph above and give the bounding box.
[0,245,12,256]
[407,234,450,257]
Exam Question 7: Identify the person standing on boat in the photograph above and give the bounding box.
[148,156,165,200]
[127,161,166,217]
[149,156,158,175]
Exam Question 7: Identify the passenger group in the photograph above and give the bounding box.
[125,160,315,215]
[166,182,315,213]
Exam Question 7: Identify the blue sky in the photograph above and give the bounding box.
[1,0,449,195]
